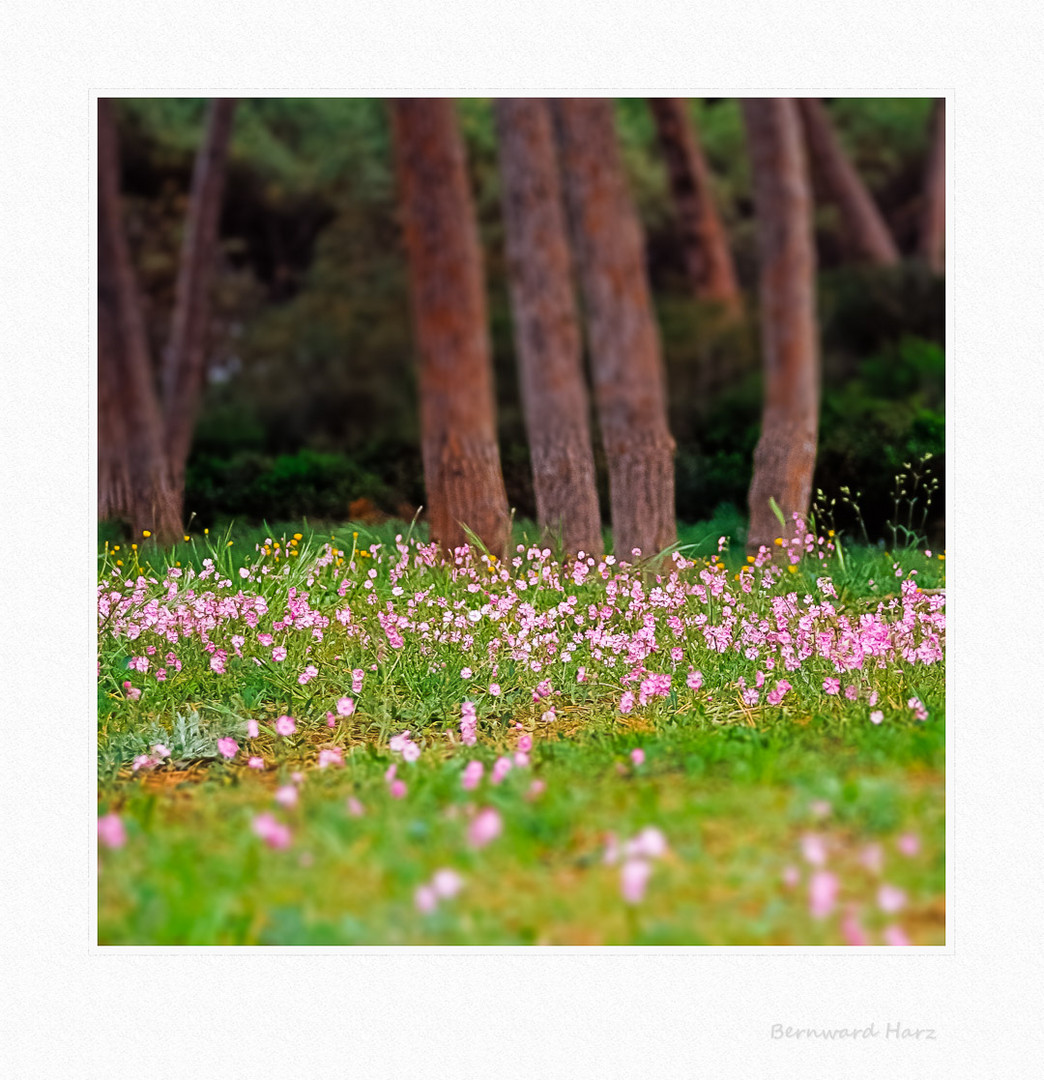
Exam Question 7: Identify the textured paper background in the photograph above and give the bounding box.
[2,0,1042,1074]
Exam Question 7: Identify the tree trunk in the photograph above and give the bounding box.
[390,98,511,559]
[493,98,602,557]
[648,97,742,314]
[742,99,820,554]
[98,194,132,524]
[919,99,945,274]
[796,98,899,266]
[553,98,677,563]
[163,97,238,509]
[98,99,183,545]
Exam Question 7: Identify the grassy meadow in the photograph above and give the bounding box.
[97,516,945,945]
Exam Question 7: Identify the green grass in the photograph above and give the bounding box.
[98,516,945,946]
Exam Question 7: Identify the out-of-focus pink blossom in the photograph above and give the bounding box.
[809,870,839,919]
[274,715,296,737]
[98,813,126,849]
[414,884,438,913]
[801,833,827,867]
[389,779,407,799]
[346,796,365,817]
[336,696,355,716]
[274,785,298,807]
[897,833,920,857]
[518,734,533,753]
[877,884,907,914]
[217,737,238,760]
[431,868,464,899]
[782,865,800,888]
[620,859,652,904]
[467,807,502,848]
[246,719,260,739]
[252,812,292,849]
[630,748,645,766]
[626,826,668,860]
[461,760,484,791]
[318,748,344,769]
[247,756,265,769]
[883,924,911,946]
[860,843,884,875]
[490,756,513,785]
[841,907,869,946]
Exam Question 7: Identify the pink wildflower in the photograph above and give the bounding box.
[801,833,827,866]
[627,826,668,860]
[352,668,364,693]
[389,731,412,753]
[460,667,473,680]
[870,710,884,724]
[540,707,556,724]
[246,719,260,739]
[513,751,530,767]
[518,734,533,753]
[488,683,501,696]
[389,779,407,799]
[781,865,800,888]
[883,924,911,946]
[217,737,238,760]
[336,696,355,716]
[618,691,635,715]
[98,813,126,849]
[462,760,484,791]
[346,796,365,817]
[274,715,296,737]
[686,669,703,690]
[877,884,907,914]
[844,685,859,701]
[402,741,421,763]
[809,870,839,919]
[841,908,869,946]
[271,646,287,662]
[860,843,884,875]
[252,812,291,849]
[620,859,652,904]
[247,756,264,770]
[897,833,920,857]
[431,868,465,899]
[274,785,298,808]
[907,696,928,721]
[122,681,141,701]
[467,807,502,848]
[630,748,645,767]
[526,779,546,800]
[414,884,438,913]
[490,756,513,785]
[297,664,319,685]
[318,748,344,769]
[152,744,171,759]
[823,677,841,696]
[131,754,156,772]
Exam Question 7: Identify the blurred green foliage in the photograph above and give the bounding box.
[113,96,943,543]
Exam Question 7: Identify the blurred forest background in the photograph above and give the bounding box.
[104,97,944,544]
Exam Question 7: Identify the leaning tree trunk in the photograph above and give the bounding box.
[919,99,945,274]
[98,98,182,545]
[796,98,899,266]
[553,98,677,563]
[390,98,511,559]
[494,98,602,557]
[648,97,742,314]
[742,98,821,554]
[163,97,238,513]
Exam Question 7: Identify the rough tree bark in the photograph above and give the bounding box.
[919,99,945,274]
[796,98,899,266]
[494,98,602,557]
[390,98,511,559]
[163,98,238,505]
[742,98,820,554]
[553,97,677,562]
[648,97,742,314]
[98,98,183,544]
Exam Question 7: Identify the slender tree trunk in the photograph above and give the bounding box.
[648,97,742,314]
[98,197,132,523]
[553,98,677,562]
[796,98,899,266]
[919,99,945,274]
[98,98,182,544]
[742,98,820,554]
[494,98,602,557]
[163,97,238,509]
[390,98,511,559]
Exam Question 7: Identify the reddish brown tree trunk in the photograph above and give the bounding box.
[796,98,899,266]
[494,98,602,557]
[98,98,182,545]
[163,97,238,506]
[648,97,742,314]
[553,98,677,563]
[390,98,511,559]
[742,99,820,554]
[919,99,946,274]
[98,199,132,524]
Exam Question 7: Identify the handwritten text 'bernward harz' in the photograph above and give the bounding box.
[771,1023,937,1041]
